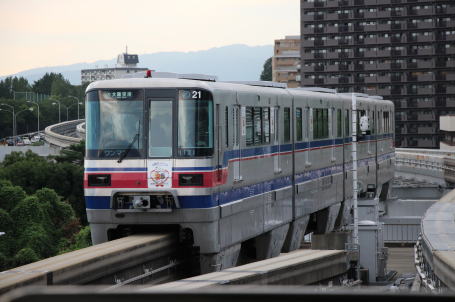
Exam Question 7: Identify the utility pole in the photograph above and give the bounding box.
[0,103,15,145]
[27,101,40,135]
[68,96,81,120]
[351,93,360,281]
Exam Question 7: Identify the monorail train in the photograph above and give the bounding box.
[84,73,395,272]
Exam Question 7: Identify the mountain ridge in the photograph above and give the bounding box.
[1,44,273,85]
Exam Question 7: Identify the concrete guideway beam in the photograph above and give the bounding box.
[0,234,177,296]
[148,249,348,290]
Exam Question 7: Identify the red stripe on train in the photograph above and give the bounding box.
[84,173,148,188]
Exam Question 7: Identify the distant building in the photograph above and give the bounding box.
[440,115,455,151]
[272,35,301,88]
[81,50,148,84]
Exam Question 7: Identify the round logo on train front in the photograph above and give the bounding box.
[148,161,172,188]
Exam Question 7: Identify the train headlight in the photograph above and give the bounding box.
[178,174,203,186]
[133,196,150,209]
[88,174,111,187]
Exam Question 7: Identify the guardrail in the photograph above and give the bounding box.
[44,120,84,148]
[76,122,85,139]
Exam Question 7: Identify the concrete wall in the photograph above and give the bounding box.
[0,145,60,162]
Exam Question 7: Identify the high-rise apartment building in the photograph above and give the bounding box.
[300,0,455,148]
[273,35,301,88]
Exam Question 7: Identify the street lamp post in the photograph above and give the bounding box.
[67,103,78,121]
[0,103,15,145]
[52,100,61,123]
[68,96,81,120]
[0,108,14,144]
[26,101,40,135]
[14,108,33,142]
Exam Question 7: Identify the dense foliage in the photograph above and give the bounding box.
[260,57,272,81]
[0,142,89,271]
[0,73,88,139]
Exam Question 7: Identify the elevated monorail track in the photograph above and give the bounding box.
[0,234,180,296]
[44,119,84,148]
[395,148,455,291]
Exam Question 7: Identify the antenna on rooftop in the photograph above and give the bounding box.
[125,45,128,54]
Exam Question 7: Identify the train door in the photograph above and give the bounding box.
[272,106,281,173]
[216,104,222,183]
[233,104,242,181]
[147,97,174,189]
[373,105,379,193]
[343,107,351,201]
[305,107,311,166]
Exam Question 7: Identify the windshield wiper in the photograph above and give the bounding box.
[117,133,139,163]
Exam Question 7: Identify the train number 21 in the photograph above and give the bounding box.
[192,90,202,99]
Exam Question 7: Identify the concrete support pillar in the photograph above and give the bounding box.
[316,202,341,234]
[200,243,241,273]
[255,224,289,260]
[282,216,309,252]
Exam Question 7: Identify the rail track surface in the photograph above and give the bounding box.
[0,234,180,296]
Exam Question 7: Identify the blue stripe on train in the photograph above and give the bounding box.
[85,167,148,172]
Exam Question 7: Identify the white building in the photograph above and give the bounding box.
[81,50,148,84]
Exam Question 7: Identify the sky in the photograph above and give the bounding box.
[0,0,299,76]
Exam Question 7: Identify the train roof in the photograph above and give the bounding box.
[86,76,393,106]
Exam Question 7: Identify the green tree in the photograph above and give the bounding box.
[0,180,26,212]
[0,77,31,99]
[54,141,85,166]
[32,73,65,95]
[260,57,272,81]
[0,252,7,270]
[10,196,48,230]
[0,209,15,256]
[14,248,39,266]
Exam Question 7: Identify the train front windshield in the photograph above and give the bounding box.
[85,90,145,159]
[85,88,213,159]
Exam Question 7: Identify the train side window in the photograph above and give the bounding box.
[253,107,263,145]
[377,111,381,134]
[357,110,365,134]
[383,111,389,133]
[313,108,328,139]
[304,107,309,139]
[263,107,270,143]
[313,109,320,139]
[246,107,254,146]
[296,108,303,141]
[225,106,229,147]
[322,108,328,138]
[284,107,291,143]
[337,109,342,138]
[345,109,350,137]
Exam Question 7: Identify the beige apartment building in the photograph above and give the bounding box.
[272,35,301,88]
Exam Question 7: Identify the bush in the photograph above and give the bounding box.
[73,226,92,249]
[0,252,7,271]
[17,225,54,258]
[14,248,39,266]
[0,182,26,212]
[10,196,48,231]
